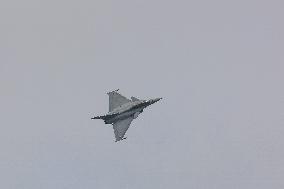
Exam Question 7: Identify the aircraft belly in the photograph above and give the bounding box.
[107,108,142,123]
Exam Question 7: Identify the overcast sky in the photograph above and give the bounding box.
[0,0,284,188]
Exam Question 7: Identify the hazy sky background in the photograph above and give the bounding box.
[0,0,283,188]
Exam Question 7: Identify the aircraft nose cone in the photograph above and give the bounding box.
[155,97,162,102]
[150,97,162,104]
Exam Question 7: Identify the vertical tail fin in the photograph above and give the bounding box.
[107,89,131,112]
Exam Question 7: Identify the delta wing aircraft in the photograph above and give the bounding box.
[92,89,162,142]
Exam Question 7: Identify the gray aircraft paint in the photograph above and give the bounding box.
[1,0,284,188]
[92,90,162,142]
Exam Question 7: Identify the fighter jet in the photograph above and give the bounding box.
[91,89,162,142]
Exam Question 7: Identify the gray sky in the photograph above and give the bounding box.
[0,0,283,188]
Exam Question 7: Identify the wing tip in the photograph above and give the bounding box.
[107,89,119,95]
[115,137,127,142]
